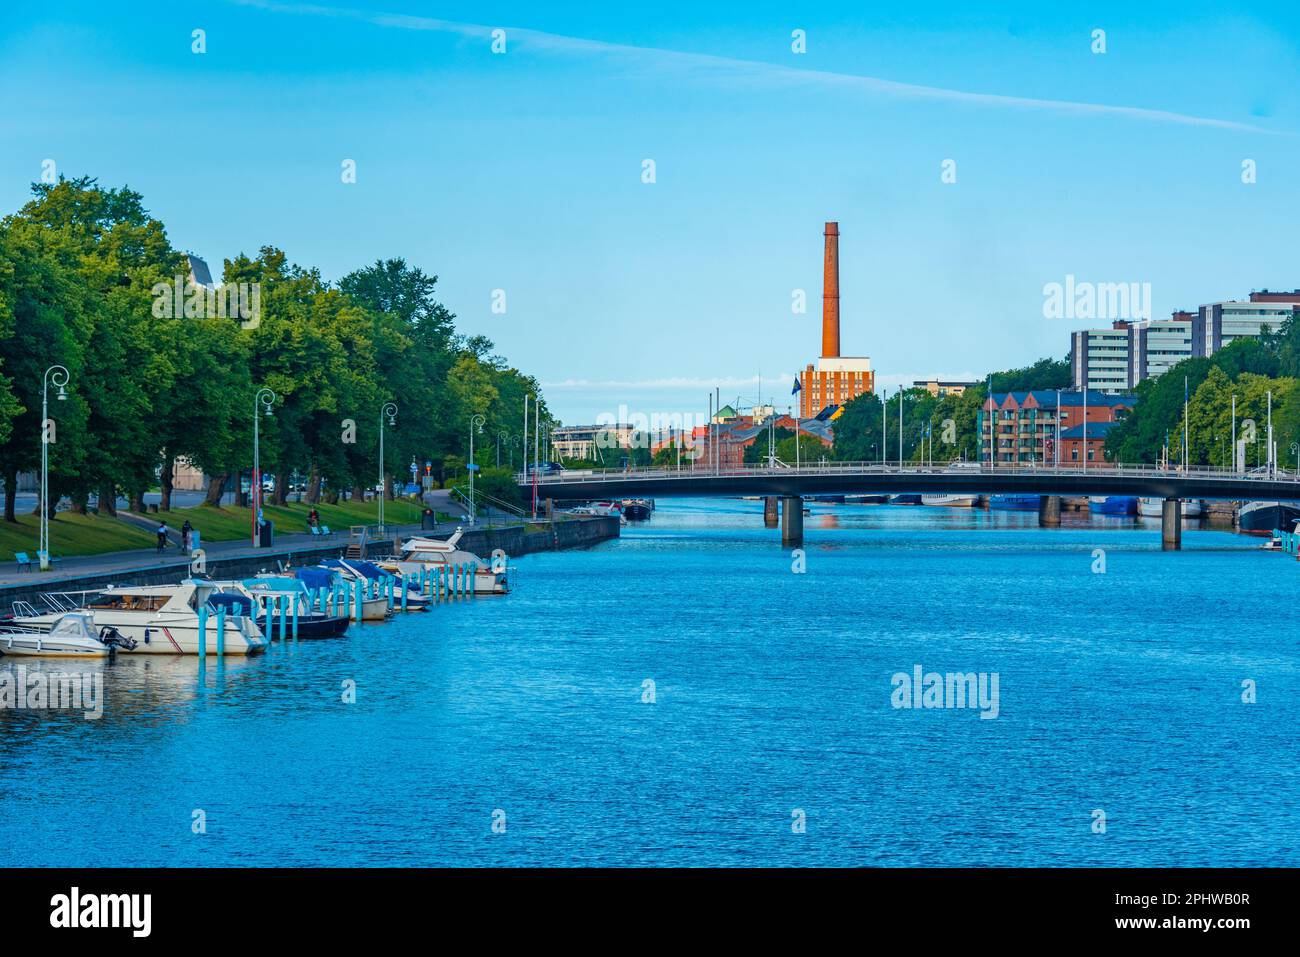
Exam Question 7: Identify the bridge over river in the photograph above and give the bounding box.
[518,462,1300,548]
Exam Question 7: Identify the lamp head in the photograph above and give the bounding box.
[56,386,67,401]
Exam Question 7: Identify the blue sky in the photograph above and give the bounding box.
[2,1,1297,423]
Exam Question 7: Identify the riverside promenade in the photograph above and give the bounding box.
[0,514,619,607]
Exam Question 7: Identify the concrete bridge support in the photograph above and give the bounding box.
[1038,495,1061,527]
[764,496,779,528]
[781,495,803,547]
[1162,497,1182,550]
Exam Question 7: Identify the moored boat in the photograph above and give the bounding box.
[1137,497,1204,518]
[388,529,508,595]
[1088,496,1138,516]
[1238,501,1300,535]
[989,494,1040,510]
[210,578,351,638]
[921,494,978,507]
[621,499,654,520]
[12,583,265,655]
[0,612,135,658]
[888,494,923,505]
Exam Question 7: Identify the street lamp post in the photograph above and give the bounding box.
[468,414,485,525]
[252,387,276,546]
[378,402,397,533]
[39,365,70,569]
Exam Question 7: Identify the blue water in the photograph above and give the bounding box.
[2,499,1297,867]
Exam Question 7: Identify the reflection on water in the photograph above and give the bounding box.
[1,499,1296,867]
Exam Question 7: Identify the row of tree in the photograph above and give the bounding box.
[0,177,552,520]
[1105,336,1300,467]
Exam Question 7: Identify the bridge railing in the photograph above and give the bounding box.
[518,461,1300,486]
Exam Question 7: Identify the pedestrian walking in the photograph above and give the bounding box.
[181,519,194,555]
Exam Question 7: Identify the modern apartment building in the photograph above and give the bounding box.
[1070,325,1133,393]
[1071,291,1300,393]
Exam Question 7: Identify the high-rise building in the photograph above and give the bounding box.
[1071,291,1300,393]
[800,222,874,418]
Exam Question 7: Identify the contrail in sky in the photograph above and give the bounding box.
[228,0,1282,134]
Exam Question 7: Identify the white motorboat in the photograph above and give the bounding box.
[388,529,508,595]
[1137,497,1204,518]
[920,494,978,507]
[0,612,136,658]
[13,582,266,655]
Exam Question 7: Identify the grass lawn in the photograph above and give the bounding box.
[159,498,428,542]
[0,511,156,561]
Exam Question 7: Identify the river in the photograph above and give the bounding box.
[1,498,1296,866]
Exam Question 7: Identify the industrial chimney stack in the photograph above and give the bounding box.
[822,221,840,358]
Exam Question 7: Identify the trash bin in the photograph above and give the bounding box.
[421,508,435,530]
[259,519,274,548]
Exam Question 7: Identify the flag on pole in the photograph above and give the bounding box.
[791,376,802,395]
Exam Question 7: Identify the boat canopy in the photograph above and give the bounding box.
[323,558,387,580]
[244,577,304,593]
[206,593,255,616]
[295,567,336,591]
[49,612,98,640]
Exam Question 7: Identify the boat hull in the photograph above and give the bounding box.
[921,494,978,507]
[989,494,1039,510]
[257,613,350,639]
[0,635,110,657]
[888,494,923,505]
[622,503,653,520]
[1137,497,1204,518]
[1238,501,1300,535]
[1088,496,1138,516]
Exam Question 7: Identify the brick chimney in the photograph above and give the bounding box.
[822,221,840,358]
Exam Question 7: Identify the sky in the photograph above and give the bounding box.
[1,1,1297,424]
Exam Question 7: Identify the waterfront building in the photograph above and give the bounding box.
[800,222,874,418]
[913,379,977,397]
[980,390,1134,466]
[1058,420,1123,465]
[551,423,639,461]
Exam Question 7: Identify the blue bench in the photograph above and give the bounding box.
[14,551,32,573]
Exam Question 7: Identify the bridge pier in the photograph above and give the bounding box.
[781,495,803,547]
[764,496,779,528]
[1162,497,1182,550]
[1038,495,1061,527]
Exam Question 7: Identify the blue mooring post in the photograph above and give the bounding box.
[279,593,289,640]
[353,578,362,621]
[216,605,226,657]
[291,593,299,639]
[198,606,209,658]
[400,578,408,612]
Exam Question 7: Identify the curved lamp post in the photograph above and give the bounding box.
[468,414,485,525]
[378,402,397,533]
[252,387,276,545]
[39,365,70,569]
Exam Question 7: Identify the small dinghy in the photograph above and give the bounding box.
[0,612,136,658]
